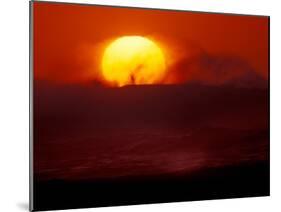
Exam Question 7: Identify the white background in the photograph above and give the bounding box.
[0,0,279,211]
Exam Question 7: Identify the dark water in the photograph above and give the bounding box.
[33,83,269,211]
[34,127,268,181]
[33,127,269,211]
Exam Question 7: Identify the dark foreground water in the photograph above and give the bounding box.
[33,84,269,211]
[33,127,269,211]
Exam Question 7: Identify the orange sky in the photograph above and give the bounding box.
[33,1,269,84]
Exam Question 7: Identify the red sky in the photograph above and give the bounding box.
[33,1,269,84]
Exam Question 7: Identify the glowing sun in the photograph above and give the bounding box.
[101,36,166,87]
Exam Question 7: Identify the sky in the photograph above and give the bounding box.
[33,1,269,85]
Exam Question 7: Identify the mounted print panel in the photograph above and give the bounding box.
[30,1,269,211]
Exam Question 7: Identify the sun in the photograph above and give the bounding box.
[101,36,166,87]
